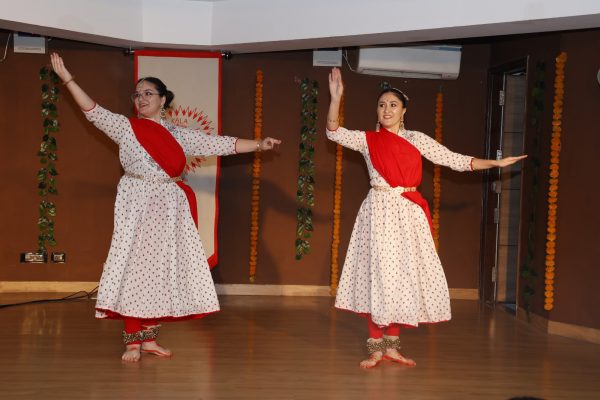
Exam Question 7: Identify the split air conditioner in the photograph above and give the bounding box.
[13,32,46,54]
[356,45,462,80]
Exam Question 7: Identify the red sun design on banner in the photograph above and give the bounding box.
[166,105,215,172]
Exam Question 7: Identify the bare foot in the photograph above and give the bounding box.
[122,344,141,363]
[141,340,172,357]
[383,348,416,366]
[359,351,383,369]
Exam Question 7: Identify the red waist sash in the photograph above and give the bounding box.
[366,128,432,231]
[129,118,198,227]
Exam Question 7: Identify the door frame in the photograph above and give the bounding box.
[479,58,528,306]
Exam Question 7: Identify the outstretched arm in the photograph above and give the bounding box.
[50,53,96,111]
[327,67,344,131]
[235,137,282,154]
[471,155,528,171]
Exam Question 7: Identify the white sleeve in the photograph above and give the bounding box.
[83,104,129,145]
[325,127,367,152]
[175,127,238,157]
[412,131,473,172]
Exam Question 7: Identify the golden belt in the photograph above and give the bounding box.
[372,186,416,193]
[124,172,182,183]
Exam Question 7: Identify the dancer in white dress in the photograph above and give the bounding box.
[50,53,281,362]
[326,67,526,369]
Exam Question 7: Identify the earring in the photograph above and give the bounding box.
[375,122,380,132]
[399,118,405,131]
[160,107,166,119]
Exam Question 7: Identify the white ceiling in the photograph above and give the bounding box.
[1,0,599,53]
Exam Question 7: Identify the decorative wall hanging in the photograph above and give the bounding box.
[249,70,263,282]
[330,94,344,295]
[520,60,546,315]
[135,50,222,267]
[295,78,318,260]
[544,52,567,311]
[36,66,61,254]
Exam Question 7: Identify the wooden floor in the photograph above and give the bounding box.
[0,294,599,400]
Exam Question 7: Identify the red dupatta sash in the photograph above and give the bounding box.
[128,118,198,227]
[366,128,432,232]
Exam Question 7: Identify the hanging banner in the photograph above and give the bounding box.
[135,50,222,267]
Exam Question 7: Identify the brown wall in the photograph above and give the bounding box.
[0,34,490,291]
[490,33,561,320]
[1,28,599,330]
[1,37,132,281]
[217,45,491,287]
[491,29,600,329]
[553,30,600,329]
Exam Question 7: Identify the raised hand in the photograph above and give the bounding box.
[50,53,73,84]
[49,53,96,111]
[328,67,344,102]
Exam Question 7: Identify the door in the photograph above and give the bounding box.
[480,59,527,309]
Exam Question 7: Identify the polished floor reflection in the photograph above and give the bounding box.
[0,294,599,399]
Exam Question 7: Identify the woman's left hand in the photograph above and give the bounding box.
[260,137,282,151]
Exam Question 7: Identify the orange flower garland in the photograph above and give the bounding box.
[544,52,567,311]
[431,91,443,251]
[249,70,263,283]
[330,94,344,296]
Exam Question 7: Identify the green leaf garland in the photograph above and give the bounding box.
[519,60,545,316]
[37,66,61,253]
[295,78,318,260]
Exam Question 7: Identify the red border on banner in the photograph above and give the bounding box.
[134,50,222,268]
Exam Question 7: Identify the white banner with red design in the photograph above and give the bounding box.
[135,50,222,267]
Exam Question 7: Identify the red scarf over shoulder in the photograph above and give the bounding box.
[366,128,432,232]
[129,118,198,227]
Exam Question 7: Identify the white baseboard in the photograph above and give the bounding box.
[0,281,99,293]
[215,284,330,296]
[0,281,478,300]
[548,320,600,344]
[215,285,478,299]
[449,288,479,300]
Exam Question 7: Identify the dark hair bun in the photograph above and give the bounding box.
[165,90,175,108]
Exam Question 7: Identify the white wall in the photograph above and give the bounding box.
[1,0,599,51]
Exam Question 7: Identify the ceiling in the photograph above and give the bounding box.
[1,0,599,53]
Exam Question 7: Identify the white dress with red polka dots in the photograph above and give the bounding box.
[327,127,473,327]
[85,105,237,320]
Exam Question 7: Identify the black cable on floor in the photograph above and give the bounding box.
[0,287,98,309]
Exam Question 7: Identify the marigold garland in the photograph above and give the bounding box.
[248,70,263,283]
[431,91,443,250]
[330,94,344,296]
[544,52,567,311]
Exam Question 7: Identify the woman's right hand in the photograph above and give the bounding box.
[50,53,73,83]
[328,67,344,102]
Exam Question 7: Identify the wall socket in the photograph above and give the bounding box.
[51,252,66,263]
[20,252,47,263]
[20,252,66,263]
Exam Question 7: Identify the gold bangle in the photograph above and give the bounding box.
[62,77,75,86]
[256,140,261,152]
